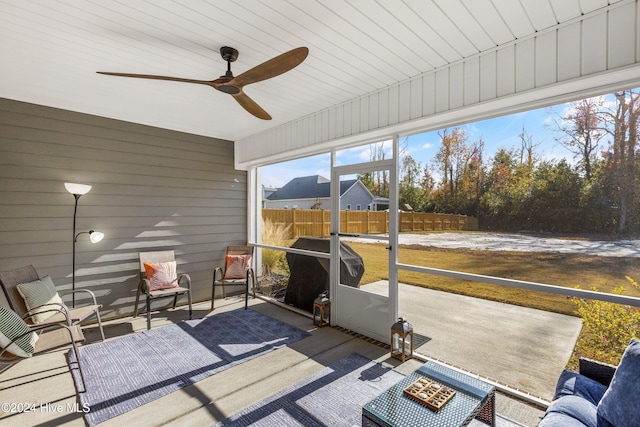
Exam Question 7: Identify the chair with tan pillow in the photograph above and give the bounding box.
[211,245,255,310]
[0,265,104,341]
[134,250,193,330]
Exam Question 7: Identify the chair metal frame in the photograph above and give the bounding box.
[135,250,193,330]
[0,265,105,341]
[211,245,256,310]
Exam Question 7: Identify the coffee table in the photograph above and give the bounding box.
[362,360,495,427]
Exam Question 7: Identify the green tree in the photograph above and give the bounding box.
[399,154,423,211]
[529,160,582,231]
[480,149,529,230]
[432,128,485,215]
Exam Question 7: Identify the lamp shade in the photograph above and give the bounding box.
[89,231,104,243]
[65,182,92,195]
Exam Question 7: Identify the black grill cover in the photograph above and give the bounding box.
[284,237,364,312]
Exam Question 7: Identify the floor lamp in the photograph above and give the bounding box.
[65,182,104,308]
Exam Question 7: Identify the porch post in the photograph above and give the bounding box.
[389,134,400,326]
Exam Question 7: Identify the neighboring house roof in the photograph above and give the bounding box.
[266,175,358,201]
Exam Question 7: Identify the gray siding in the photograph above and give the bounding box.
[0,98,247,320]
[340,183,373,211]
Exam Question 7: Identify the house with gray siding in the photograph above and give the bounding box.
[264,175,389,211]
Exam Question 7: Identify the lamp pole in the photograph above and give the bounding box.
[65,182,93,308]
[72,194,80,308]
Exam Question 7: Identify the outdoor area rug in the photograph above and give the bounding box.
[213,352,404,427]
[68,308,310,426]
[213,353,527,427]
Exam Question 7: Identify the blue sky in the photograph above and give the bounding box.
[261,102,576,188]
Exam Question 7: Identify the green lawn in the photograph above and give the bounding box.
[344,240,640,368]
[348,241,640,316]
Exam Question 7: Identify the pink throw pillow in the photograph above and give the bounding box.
[144,261,179,291]
[223,255,252,279]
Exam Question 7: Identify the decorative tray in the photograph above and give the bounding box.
[403,376,456,411]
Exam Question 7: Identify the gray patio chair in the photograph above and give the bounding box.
[211,245,255,310]
[0,265,105,341]
[134,250,193,330]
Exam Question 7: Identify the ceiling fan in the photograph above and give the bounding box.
[97,46,308,120]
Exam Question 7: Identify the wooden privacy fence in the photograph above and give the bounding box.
[263,209,478,239]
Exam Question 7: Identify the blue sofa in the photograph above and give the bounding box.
[539,338,640,427]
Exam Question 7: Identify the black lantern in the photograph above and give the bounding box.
[390,317,413,362]
[313,291,331,327]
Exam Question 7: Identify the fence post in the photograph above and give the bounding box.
[292,209,297,238]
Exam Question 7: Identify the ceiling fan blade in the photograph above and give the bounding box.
[97,71,213,87]
[232,92,272,120]
[232,47,308,87]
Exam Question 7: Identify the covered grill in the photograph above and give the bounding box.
[284,237,364,312]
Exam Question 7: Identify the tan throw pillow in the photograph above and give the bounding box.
[144,261,179,291]
[17,275,65,324]
[223,255,252,279]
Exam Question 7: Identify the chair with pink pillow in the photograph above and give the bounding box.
[134,250,192,330]
[211,245,255,310]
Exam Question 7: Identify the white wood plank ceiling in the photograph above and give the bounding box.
[0,0,625,142]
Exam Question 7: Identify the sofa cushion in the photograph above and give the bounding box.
[539,395,598,427]
[554,369,608,406]
[597,338,640,427]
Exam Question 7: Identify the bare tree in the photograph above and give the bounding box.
[518,126,541,172]
[603,90,640,233]
[551,97,606,180]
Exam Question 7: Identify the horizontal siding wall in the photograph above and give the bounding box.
[236,0,640,167]
[0,98,247,320]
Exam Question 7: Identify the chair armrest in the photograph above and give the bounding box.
[1,321,78,358]
[579,357,617,387]
[60,288,99,306]
[139,278,150,294]
[178,274,191,289]
[213,267,224,283]
[21,303,72,326]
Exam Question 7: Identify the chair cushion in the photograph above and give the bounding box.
[597,338,640,427]
[554,370,608,406]
[540,395,598,427]
[0,306,38,358]
[16,275,65,324]
[223,254,252,279]
[144,261,179,291]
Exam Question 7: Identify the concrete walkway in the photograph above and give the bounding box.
[362,280,583,401]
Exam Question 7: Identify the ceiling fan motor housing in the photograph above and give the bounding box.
[220,46,239,62]
[216,46,241,94]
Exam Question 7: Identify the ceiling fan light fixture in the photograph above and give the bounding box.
[217,85,240,95]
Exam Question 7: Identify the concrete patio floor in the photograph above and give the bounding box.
[0,296,546,426]
[362,281,583,401]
